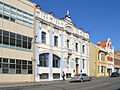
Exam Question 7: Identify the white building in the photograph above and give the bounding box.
[35,6,90,81]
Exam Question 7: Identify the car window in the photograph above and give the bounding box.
[82,74,87,76]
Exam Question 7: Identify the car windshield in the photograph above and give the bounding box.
[74,74,81,76]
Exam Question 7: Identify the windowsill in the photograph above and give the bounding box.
[0,44,32,52]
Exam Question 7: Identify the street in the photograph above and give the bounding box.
[1,77,120,90]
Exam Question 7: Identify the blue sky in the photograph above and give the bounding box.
[30,0,120,50]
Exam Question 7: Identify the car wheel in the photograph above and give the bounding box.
[80,78,84,82]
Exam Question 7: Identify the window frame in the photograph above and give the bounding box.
[41,32,46,43]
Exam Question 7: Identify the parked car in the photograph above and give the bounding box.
[110,72,120,77]
[69,73,91,82]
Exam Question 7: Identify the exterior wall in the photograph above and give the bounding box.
[35,7,90,81]
[89,43,108,77]
[89,43,97,77]
[0,0,35,83]
[105,38,114,76]
[114,51,120,73]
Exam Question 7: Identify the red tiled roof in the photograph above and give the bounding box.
[97,41,107,48]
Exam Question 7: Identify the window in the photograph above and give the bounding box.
[82,59,85,69]
[41,32,46,43]
[101,52,105,61]
[98,53,100,60]
[28,70,32,74]
[75,43,78,52]
[0,29,32,50]
[10,59,15,72]
[54,36,58,46]
[3,58,8,63]
[66,73,71,78]
[16,34,22,47]
[3,13,9,20]
[28,61,32,64]
[9,59,16,74]
[0,11,2,18]
[82,45,85,54]
[0,30,2,44]
[10,32,15,46]
[67,40,69,48]
[22,36,27,48]
[2,58,9,74]
[53,73,60,79]
[0,2,33,27]
[3,4,10,20]
[0,58,1,68]
[39,53,49,67]
[28,61,32,74]
[53,54,60,68]
[0,58,1,62]
[0,57,32,74]
[3,31,9,45]
[39,73,49,79]
[28,37,32,49]
[16,59,21,74]
[22,60,27,70]
[10,59,15,63]
[101,66,104,73]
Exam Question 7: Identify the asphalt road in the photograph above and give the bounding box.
[2,77,120,90]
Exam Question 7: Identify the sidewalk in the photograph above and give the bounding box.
[0,80,68,89]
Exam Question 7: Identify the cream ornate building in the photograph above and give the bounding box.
[89,38,114,77]
[35,6,90,81]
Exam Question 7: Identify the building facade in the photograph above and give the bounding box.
[35,6,90,81]
[0,0,35,83]
[89,43,108,77]
[97,38,114,76]
[114,51,120,73]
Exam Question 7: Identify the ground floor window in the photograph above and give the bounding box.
[101,66,104,73]
[66,73,71,78]
[53,73,60,79]
[0,57,32,74]
[39,53,49,67]
[39,73,49,79]
[53,54,60,68]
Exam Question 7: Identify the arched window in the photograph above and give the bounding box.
[53,54,60,68]
[66,26,72,32]
[82,45,85,54]
[41,32,46,43]
[39,53,49,67]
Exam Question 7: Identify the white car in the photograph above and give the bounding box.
[70,73,91,82]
